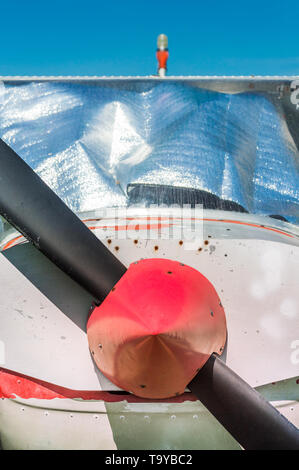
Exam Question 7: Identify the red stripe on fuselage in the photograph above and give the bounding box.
[0,368,197,403]
[1,217,296,253]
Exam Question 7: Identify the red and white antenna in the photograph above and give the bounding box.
[156,34,169,77]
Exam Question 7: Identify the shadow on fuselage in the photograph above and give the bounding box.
[2,243,94,331]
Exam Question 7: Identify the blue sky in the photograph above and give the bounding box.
[0,0,298,76]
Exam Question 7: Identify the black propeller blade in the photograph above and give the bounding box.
[0,138,298,450]
[0,139,126,303]
[189,353,299,450]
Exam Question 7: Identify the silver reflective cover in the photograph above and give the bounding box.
[0,78,298,223]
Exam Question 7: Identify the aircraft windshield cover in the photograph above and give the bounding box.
[0,79,298,223]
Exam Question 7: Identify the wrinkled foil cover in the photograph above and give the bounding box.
[0,80,298,223]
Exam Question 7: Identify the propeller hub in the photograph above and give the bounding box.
[87,258,227,399]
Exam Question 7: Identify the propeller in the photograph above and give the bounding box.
[189,353,299,450]
[0,138,298,450]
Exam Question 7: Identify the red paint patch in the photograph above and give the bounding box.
[0,368,197,403]
[2,235,23,251]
